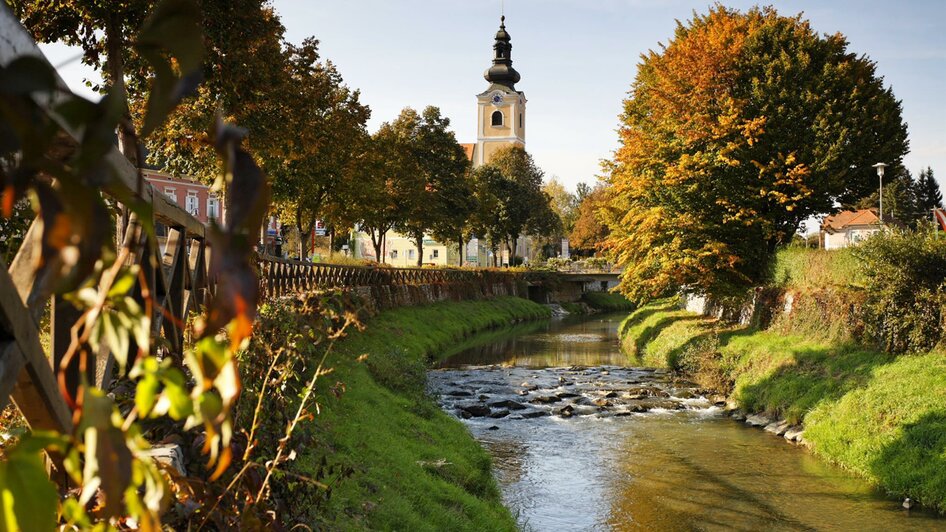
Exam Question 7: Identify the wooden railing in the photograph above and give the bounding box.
[0,6,213,439]
[256,255,535,299]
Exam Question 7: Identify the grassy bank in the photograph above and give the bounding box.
[244,295,549,530]
[618,297,946,512]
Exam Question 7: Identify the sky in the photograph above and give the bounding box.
[40,0,946,198]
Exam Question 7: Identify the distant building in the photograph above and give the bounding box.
[142,170,222,224]
[821,209,883,249]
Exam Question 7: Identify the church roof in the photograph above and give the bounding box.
[460,143,476,161]
[483,16,521,92]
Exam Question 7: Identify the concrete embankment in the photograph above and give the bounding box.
[618,285,946,513]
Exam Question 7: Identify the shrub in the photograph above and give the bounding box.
[853,229,946,353]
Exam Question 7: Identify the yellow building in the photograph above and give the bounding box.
[352,16,529,266]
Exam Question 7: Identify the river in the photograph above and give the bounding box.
[428,313,946,531]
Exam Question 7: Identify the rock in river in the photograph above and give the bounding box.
[459,404,491,417]
[488,399,528,410]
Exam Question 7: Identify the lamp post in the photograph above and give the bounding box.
[872,162,887,223]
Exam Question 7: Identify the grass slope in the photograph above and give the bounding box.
[619,299,946,512]
[307,297,548,530]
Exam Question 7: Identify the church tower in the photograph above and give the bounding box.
[474,16,526,167]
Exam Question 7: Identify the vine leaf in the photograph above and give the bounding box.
[0,444,58,531]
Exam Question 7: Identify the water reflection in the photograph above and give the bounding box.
[433,313,946,531]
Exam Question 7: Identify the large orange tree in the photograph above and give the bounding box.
[605,6,908,300]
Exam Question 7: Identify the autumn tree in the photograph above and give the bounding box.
[569,185,610,254]
[605,5,908,300]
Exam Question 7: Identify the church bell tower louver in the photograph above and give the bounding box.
[474,15,526,167]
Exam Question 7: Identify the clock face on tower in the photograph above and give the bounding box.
[491,92,504,105]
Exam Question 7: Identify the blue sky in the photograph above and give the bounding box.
[41,0,946,197]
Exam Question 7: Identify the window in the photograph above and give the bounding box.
[407,249,415,260]
[164,187,177,203]
[491,110,503,127]
[431,249,440,259]
[390,250,398,259]
[519,113,523,128]
[185,191,199,216]
[207,195,220,221]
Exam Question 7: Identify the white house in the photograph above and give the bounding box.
[821,209,883,249]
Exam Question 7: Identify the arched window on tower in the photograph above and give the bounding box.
[491,110,504,127]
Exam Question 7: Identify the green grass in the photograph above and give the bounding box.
[581,291,635,311]
[619,299,946,512]
[768,247,863,289]
[298,296,548,530]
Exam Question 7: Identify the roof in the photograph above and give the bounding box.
[460,143,476,161]
[822,209,881,233]
[141,169,208,188]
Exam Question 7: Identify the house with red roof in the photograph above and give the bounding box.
[821,209,884,249]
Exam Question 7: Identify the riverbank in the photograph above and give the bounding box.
[618,295,946,513]
[242,295,549,530]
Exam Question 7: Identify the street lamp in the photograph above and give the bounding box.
[872,162,887,223]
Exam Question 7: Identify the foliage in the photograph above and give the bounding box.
[568,184,610,254]
[542,177,578,234]
[605,5,909,301]
[768,247,862,289]
[0,1,322,527]
[916,166,943,213]
[580,291,634,311]
[471,147,559,264]
[852,229,946,353]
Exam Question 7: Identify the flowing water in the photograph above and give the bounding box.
[428,313,946,531]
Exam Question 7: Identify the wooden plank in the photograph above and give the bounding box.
[0,261,72,434]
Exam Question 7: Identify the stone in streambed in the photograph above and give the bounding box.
[459,404,491,417]
[489,409,510,419]
[556,405,575,418]
[783,426,805,442]
[745,414,772,427]
[488,399,527,410]
[531,395,561,404]
[556,392,581,399]
[446,390,473,397]
[521,410,550,419]
[764,420,791,436]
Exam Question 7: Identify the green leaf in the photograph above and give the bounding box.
[135,374,160,418]
[0,56,57,95]
[102,312,131,372]
[0,447,58,532]
[107,268,138,299]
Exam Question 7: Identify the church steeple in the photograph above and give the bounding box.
[484,16,521,91]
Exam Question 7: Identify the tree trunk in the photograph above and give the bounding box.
[329,227,335,257]
[370,229,383,263]
[105,13,137,167]
[415,233,423,267]
[505,237,514,267]
[457,234,464,267]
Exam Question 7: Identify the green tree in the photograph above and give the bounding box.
[915,167,943,213]
[488,146,558,262]
[392,107,472,266]
[268,38,370,259]
[605,5,909,300]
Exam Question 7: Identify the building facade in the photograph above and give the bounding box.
[142,170,222,224]
[821,209,883,249]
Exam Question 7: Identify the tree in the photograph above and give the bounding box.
[470,165,512,266]
[605,5,909,300]
[915,167,943,213]
[854,168,921,226]
[569,185,610,254]
[487,146,558,262]
[351,117,423,263]
[393,107,471,266]
[543,177,578,234]
[267,38,369,259]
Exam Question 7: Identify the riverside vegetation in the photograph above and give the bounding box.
[238,293,549,530]
[618,231,946,513]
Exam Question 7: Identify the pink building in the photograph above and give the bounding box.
[142,170,223,224]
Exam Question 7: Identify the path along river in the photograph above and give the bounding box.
[428,313,946,531]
